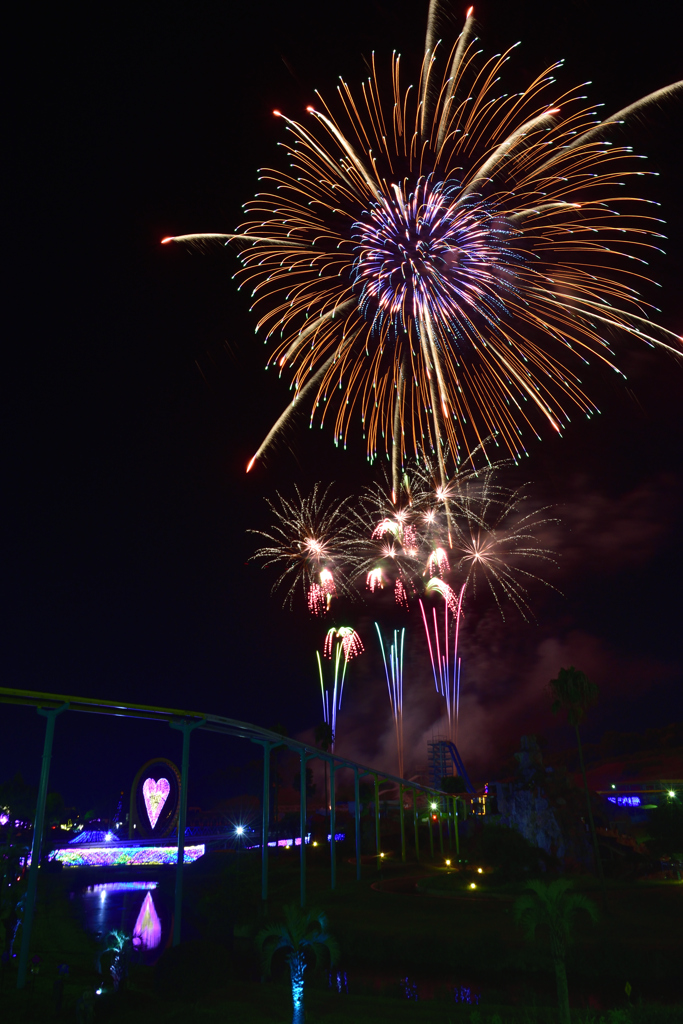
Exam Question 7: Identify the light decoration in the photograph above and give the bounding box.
[607,795,642,807]
[142,778,171,829]
[0,811,9,826]
[317,627,364,750]
[49,845,205,868]
[133,891,162,950]
[257,834,312,849]
[69,830,115,845]
[376,625,406,778]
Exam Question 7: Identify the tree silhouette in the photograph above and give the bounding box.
[257,905,339,1024]
[515,879,598,1024]
[550,666,605,895]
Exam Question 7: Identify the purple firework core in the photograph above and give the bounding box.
[351,178,519,344]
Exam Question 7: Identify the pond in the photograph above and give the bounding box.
[73,880,171,963]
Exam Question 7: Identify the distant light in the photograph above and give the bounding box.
[669,790,676,798]
[96,988,103,995]
[235,825,245,836]
[312,841,318,847]
[445,859,451,867]
[470,883,476,889]
[611,784,616,789]
[105,832,114,842]
[430,802,437,810]
[380,852,385,858]
[477,867,483,874]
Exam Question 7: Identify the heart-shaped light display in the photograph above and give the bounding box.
[142,777,170,829]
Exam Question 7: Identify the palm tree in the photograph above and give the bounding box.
[515,879,598,1024]
[549,666,605,895]
[96,930,133,992]
[256,904,339,1024]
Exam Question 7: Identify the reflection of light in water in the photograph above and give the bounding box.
[453,985,480,1004]
[328,970,348,994]
[90,881,157,893]
[133,892,162,950]
[401,976,419,1000]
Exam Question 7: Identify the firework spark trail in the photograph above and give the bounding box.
[164,3,682,493]
[375,624,405,777]
[318,627,364,750]
[249,483,357,614]
[418,581,465,743]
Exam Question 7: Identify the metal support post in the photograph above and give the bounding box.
[329,762,336,890]
[374,775,381,860]
[454,797,460,857]
[170,717,204,946]
[438,808,444,855]
[428,804,435,858]
[446,800,453,850]
[413,789,420,861]
[354,769,361,880]
[300,751,308,907]
[17,703,68,989]
[258,741,274,903]
[399,784,406,863]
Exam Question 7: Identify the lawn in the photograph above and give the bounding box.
[2,841,681,1022]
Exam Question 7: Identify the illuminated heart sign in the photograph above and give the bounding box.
[142,778,170,829]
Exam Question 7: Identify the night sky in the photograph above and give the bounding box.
[3,0,682,815]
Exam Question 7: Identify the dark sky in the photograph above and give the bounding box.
[3,0,682,813]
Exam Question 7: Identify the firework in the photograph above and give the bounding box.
[450,481,559,621]
[375,624,406,777]
[163,3,682,495]
[249,483,356,613]
[419,582,465,742]
[317,627,364,749]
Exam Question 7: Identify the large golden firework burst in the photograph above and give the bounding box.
[164,2,682,497]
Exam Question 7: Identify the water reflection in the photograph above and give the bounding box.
[133,892,162,950]
[326,968,481,1003]
[453,984,479,1004]
[401,976,419,1000]
[78,880,167,961]
[328,970,348,994]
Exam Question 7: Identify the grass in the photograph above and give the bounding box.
[2,840,681,1021]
